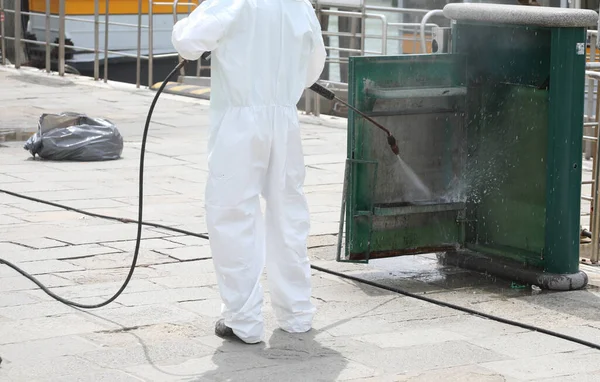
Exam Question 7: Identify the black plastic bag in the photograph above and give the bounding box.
[24,112,123,161]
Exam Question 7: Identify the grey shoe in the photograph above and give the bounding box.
[214,319,235,339]
[214,319,262,344]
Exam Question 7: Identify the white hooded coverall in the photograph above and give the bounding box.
[171,0,326,343]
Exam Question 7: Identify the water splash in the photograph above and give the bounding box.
[395,154,432,200]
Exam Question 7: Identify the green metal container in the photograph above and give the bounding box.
[339,3,598,290]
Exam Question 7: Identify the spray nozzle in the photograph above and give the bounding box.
[387,135,400,155]
[309,83,336,100]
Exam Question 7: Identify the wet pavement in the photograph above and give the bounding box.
[3,65,600,381]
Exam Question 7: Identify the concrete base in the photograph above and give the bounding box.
[439,250,588,291]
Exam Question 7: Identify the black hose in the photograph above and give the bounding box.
[0,60,187,309]
[3,188,600,352]
[1,65,600,353]
[310,264,600,351]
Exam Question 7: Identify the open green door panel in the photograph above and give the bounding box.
[343,54,469,263]
[339,4,591,290]
[343,52,552,267]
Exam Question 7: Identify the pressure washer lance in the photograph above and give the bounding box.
[308,83,400,155]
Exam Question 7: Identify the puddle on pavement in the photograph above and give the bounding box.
[364,254,540,298]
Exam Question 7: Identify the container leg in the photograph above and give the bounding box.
[544,27,587,275]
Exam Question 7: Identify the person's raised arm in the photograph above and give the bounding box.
[171,0,244,61]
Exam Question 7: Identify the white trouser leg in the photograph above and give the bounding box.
[264,118,315,333]
[204,109,270,343]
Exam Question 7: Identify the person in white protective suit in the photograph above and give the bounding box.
[171,0,326,344]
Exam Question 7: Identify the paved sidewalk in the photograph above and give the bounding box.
[3,66,600,381]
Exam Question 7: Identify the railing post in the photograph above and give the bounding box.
[148,0,154,86]
[137,0,142,87]
[585,33,597,160]
[592,75,600,264]
[94,0,99,80]
[14,0,21,68]
[58,0,65,75]
[173,0,186,78]
[45,0,51,72]
[103,0,109,82]
[0,0,6,66]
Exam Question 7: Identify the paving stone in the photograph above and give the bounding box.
[0,205,29,215]
[124,352,290,381]
[0,355,103,380]
[396,365,519,382]
[54,266,163,284]
[63,250,177,270]
[81,322,205,348]
[0,335,101,361]
[178,298,228,318]
[2,259,84,276]
[0,301,79,320]
[3,236,70,249]
[8,210,94,223]
[192,357,376,382]
[3,201,64,213]
[115,286,218,307]
[149,259,216,276]
[166,236,211,246]
[0,173,26,183]
[150,273,219,289]
[353,327,468,349]
[26,279,163,301]
[0,241,31,253]
[102,238,185,251]
[0,313,110,345]
[41,369,146,382]
[155,245,212,261]
[44,224,166,244]
[533,370,600,382]
[321,315,404,337]
[0,215,26,224]
[307,235,338,248]
[309,221,341,236]
[394,314,529,339]
[0,273,74,292]
[311,282,396,303]
[347,340,508,374]
[0,243,120,262]
[552,325,600,344]
[467,331,586,359]
[89,304,200,328]
[0,290,43,308]
[58,198,132,209]
[481,349,600,380]
[77,339,214,369]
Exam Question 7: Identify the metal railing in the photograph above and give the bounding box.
[0,1,435,88]
[584,30,600,264]
[0,0,200,87]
